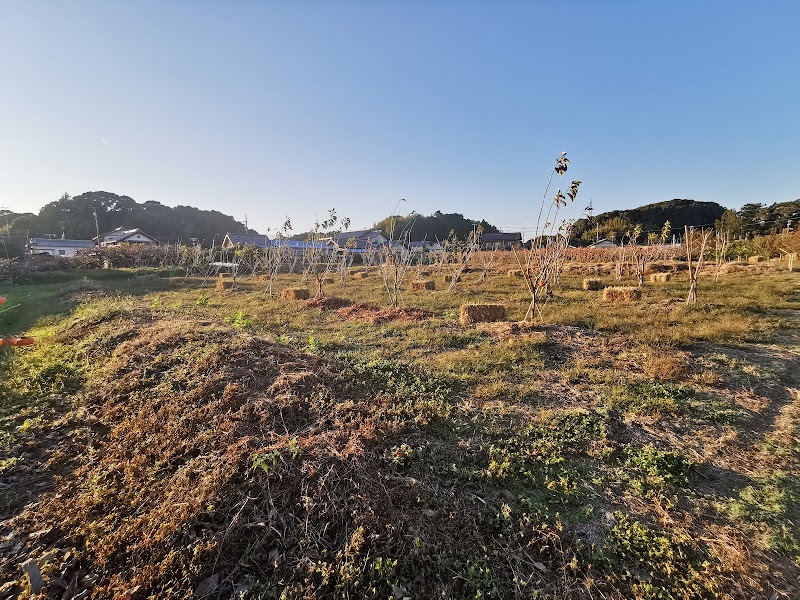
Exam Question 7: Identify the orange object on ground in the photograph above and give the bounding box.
[0,296,6,304]
[0,338,8,346]
[9,337,35,346]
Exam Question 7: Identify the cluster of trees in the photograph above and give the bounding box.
[288,211,500,243]
[736,200,799,237]
[2,192,251,246]
[571,199,726,245]
[373,211,499,242]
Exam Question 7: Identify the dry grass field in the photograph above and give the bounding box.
[1,260,798,599]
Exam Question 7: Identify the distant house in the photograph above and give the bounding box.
[332,229,388,250]
[29,237,95,257]
[408,240,434,254]
[479,232,522,250]
[588,238,618,249]
[221,233,271,249]
[95,227,159,246]
[271,238,334,257]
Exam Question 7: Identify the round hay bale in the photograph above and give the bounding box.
[443,274,461,283]
[602,286,641,302]
[649,273,672,282]
[282,288,311,300]
[747,255,764,263]
[353,271,369,279]
[410,280,435,290]
[582,278,603,291]
[460,303,506,325]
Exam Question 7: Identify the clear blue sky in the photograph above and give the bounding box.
[1,1,798,235]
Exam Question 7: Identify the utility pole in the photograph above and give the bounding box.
[92,211,100,246]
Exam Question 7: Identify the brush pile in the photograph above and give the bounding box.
[0,305,507,598]
[409,280,435,290]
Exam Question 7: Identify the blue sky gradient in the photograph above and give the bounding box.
[1,1,798,235]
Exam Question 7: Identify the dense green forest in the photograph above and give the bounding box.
[2,192,252,246]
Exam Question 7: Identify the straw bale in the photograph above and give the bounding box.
[720,263,743,274]
[459,303,506,325]
[582,278,604,291]
[443,274,461,283]
[602,286,641,302]
[649,273,672,282]
[410,280,435,290]
[281,288,311,300]
[353,271,369,279]
[748,255,764,263]
[215,279,234,291]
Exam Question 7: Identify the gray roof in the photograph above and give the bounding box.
[96,227,159,243]
[272,239,331,250]
[334,230,387,249]
[224,233,271,248]
[29,238,95,248]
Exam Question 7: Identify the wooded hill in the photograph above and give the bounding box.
[571,199,726,244]
[3,192,252,245]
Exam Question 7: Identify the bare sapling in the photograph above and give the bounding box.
[446,227,480,292]
[337,238,356,286]
[262,217,293,296]
[302,210,350,298]
[377,219,415,308]
[514,152,581,322]
[713,229,730,283]
[685,225,713,304]
[630,221,670,287]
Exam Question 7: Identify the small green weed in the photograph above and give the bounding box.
[226,311,252,329]
[623,444,693,491]
[195,294,209,306]
[607,512,718,597]
[608,382,689,416]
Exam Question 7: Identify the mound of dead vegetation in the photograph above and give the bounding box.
[0,301,559,599]
[337,303,431,324]
[300,296,353,310]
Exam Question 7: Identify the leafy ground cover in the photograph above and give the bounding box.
[0,262,798,598]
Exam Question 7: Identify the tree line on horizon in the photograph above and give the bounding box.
[1,192,797,257]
